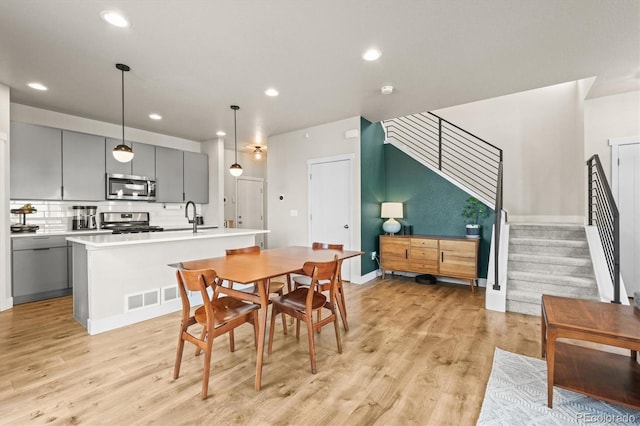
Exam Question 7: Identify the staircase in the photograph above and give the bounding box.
[506,224,600,316]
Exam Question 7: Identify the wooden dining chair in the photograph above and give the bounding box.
[268,256,342,374]
[292,242,349,331]
[173,268,260,399]
[225,245,288,335]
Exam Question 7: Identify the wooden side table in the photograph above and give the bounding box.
[541,294,640,409]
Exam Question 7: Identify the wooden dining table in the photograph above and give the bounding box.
[173,245,363,390]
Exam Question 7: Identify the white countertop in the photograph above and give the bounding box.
[66,228,269,248]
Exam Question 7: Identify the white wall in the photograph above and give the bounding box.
[266,116,361,250]
[0,84,10,310]
[10,103,201,152]
[584,91,640,181]
[434,81,585,222]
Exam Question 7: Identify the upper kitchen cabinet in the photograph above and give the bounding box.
[105,137,132,175]
[62,131,106,201]
[131,142,156,178]
[184,152,208,203]
[10,122,63,200]
[155,146,184,202]
[105,139,156,178]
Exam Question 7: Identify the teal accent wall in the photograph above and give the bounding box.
[360,118,386,274]
[384,144,494,278]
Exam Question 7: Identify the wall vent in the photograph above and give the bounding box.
[162,286,179,303]
[125,289,160,312]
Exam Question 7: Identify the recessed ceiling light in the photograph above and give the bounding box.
[362,48,382,61]
[381,85,394,95]
[149,113,162,120]
[216,131,226,137]
[265,88,279,97]
[27,82,48,91]
[101,10,130,28]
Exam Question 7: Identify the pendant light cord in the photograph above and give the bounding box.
[233,108,238,163]
[121,67,125,147]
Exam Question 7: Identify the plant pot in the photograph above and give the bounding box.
[466,224,481,239]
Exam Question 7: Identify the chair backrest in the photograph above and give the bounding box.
[226,245,260,256]
[301,256,339,304]
[175,268,218,324]
[312,242,343,251]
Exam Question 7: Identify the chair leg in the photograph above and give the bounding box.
[201,334,214,400]
[173,330,186,379]
[306,315,317,374]
[228,329,235,352]
[316,310,322,334]
[252,311,259,349]
[296,318,300,338]
[268,304,278,354]
[336,287,349,332]
[196,328,206,356]
[333,312,343,354]
[278,290,287,335]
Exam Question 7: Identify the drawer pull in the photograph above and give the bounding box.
[441,252,444,262]
[33,247,51,251]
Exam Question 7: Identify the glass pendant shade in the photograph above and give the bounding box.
[229,163,243,177]
[113,143,134,162]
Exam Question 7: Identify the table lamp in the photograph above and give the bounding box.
[381,202,403,234]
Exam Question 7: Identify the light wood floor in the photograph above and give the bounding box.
[0,276,541,425]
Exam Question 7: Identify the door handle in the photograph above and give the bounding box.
[344,224,349,229]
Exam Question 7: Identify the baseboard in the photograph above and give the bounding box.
[0,296,13,311]
[351,270,379,284]
[509,215,585,224]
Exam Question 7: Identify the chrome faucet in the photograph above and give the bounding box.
[185,200,198,233]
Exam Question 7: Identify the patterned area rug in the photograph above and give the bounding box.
[477,348,640,425]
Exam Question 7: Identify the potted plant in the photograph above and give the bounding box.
[461,197,488,239]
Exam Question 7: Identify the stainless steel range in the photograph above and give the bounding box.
[100,212,164,234]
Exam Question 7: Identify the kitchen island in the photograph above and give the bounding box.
[67,228,269,335]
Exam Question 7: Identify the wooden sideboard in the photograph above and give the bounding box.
[379,235,480,291]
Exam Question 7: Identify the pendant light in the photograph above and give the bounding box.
[253,146,263,160]
[112,63,134,163]
[229,105,243,177]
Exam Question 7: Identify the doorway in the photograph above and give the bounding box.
[611,137,640,296]
[308,155,353,280]
[236,177,265,248]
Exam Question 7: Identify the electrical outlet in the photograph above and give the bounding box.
[371,251,377,260]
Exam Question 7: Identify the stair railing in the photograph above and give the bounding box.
[493,161,503,290]
[383,111,504,289]
[587,155,620,304]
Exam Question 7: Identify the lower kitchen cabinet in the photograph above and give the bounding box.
[12,236,71,304]
[380,235,480,291]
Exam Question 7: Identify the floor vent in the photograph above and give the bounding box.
[126,290,160,311]
[162,286,179,303]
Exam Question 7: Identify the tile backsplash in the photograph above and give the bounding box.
[10,200,207,232]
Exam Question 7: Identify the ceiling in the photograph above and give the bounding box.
[0,1,638,149]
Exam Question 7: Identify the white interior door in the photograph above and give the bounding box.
[615,142,640,295]
[308,156,352,280]
[236,178,264,248]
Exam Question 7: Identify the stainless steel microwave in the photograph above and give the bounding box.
[106,173,156,201]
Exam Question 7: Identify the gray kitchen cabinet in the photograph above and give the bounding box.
[10,122,62,200]
[62,130,106,200]
[12,236,70,304]
[184,151,208,203]
[105,137,133,175]
[132,142,156,177]
[155,146,184,202]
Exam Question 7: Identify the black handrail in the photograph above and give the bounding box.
[587,155,620,304]
[493,161,503,291]
[383,110,504,290]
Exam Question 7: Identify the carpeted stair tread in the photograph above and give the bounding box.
[509,237,588,248]
[509,224,585,240]
[508,253,593,266]
[509,288,599,305]
[507,270,596,287]
[505,300,540,316]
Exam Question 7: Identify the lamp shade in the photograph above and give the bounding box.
[381,202,403,219]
